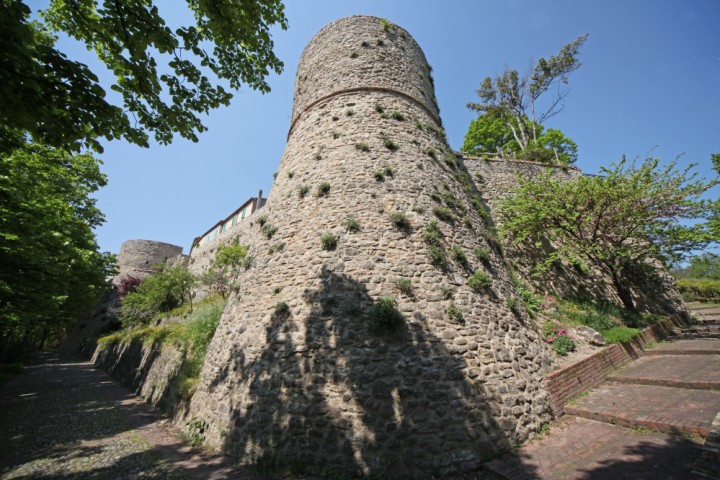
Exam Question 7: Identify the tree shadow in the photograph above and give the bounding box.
[210,266,524,478]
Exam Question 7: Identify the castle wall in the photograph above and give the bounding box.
[183,16,555,477]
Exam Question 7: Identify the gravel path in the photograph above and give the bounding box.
[0,353,229,480]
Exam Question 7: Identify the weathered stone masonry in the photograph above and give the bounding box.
[183,16,555,477]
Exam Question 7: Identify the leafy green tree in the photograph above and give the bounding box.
[672,253,720,279]
[202,243,249,298]
[1,0,287,152]
[467,35,587,158]
[462,112,578,165]
[119,264,197,328]
[0,134,114,357]
[499,156,715,312]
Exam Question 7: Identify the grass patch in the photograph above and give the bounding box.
[602,327,641,344]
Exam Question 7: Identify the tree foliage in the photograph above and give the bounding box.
[672,253,720,280]
[499,156,715,311]
[0,134,115,358]
[467,34,587,158]
[1,0,288,152]
[119,264,197,328]
[202,243,249,298]
[462,112,578,165]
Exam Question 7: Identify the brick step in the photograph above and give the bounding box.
[606,355,720,390]
[644,339,720,356]
[564,384,720,438]
[671,332,720,340]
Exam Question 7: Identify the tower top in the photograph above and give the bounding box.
[289,15,440,135]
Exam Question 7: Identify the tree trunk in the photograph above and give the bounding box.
[611,271,637,313]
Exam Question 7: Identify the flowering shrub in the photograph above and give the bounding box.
[542,320,576,356]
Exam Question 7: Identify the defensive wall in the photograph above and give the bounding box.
[81,15,689,479]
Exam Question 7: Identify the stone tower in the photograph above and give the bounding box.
[188,16,554,477]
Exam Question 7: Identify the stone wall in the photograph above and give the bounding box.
[113,239,185,286]
[181,16,555,478]
[464,156,686,316]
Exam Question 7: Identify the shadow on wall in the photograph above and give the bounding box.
[208,267,517,478]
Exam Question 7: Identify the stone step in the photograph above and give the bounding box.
[644,339,720,356]
[606,355,720,390]
[564,384,720,438]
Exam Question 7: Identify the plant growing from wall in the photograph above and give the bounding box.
[317,182,331,197]
[395,278,413,296]
[274,301,290,318]
[261,223,278,239]
[203,244,249,299]
[381,135,399,151]
[445,304,463,322]
[390,211,411,230]
[369,296,403,332]
[450,246,469,268]
[320,232,338,251]
[299,185,309,198]
[355,143,370,152]
[344,218,361,233]
[433,206,455,223]
[467,271,491,291]
[374,170,386,182]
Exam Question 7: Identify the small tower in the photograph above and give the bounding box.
[188,16,554,477]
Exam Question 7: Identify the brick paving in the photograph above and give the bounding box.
[486,303,720,479]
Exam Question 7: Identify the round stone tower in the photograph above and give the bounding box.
[189,16,554,477]
[112,239,184,286]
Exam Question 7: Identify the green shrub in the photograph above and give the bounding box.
[429,191,442,203]
[389,211,411,230]
[346,109,355,116]
[427,245,447,268]
[412,206,426,214]
[344,218,361,233]
[390,111,405,121]
[383,166,394,177]
[299,185,309,198]
[467,271,491,291]
[381,135,398,151]
[443,153,458,169]
[320,232,338,251]
[423,221,443,245]
[256,215,268,227]
[374,170,385,181]
[379,18,393,31]
[396,278,413,296]
[274,301,290,318]
[602,327,641,344]
[261,223,278,239]
[445,304,463,322]
[317,182,331,197]
[432,206,455,223]
[442,286,454,299]
[355,143,370,152]
[552,335,576,356]
[474,247,490,262]
[507,297,520,313]
[450,246,468,267]
[369,297,403,331]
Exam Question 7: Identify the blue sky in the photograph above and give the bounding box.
[41,0,720,255]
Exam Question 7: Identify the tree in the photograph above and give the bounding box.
[202,243,249,298]
[467,34,587,157]
[462,112,578,165]
[0,134,115,358]
[499,156,715,312]
[672,253,720,280]
[119,264,197,327]
[1,0,288,152]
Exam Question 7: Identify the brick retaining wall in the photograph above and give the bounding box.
[545,315,689,416]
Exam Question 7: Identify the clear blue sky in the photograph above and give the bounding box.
[42,0,720,255]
